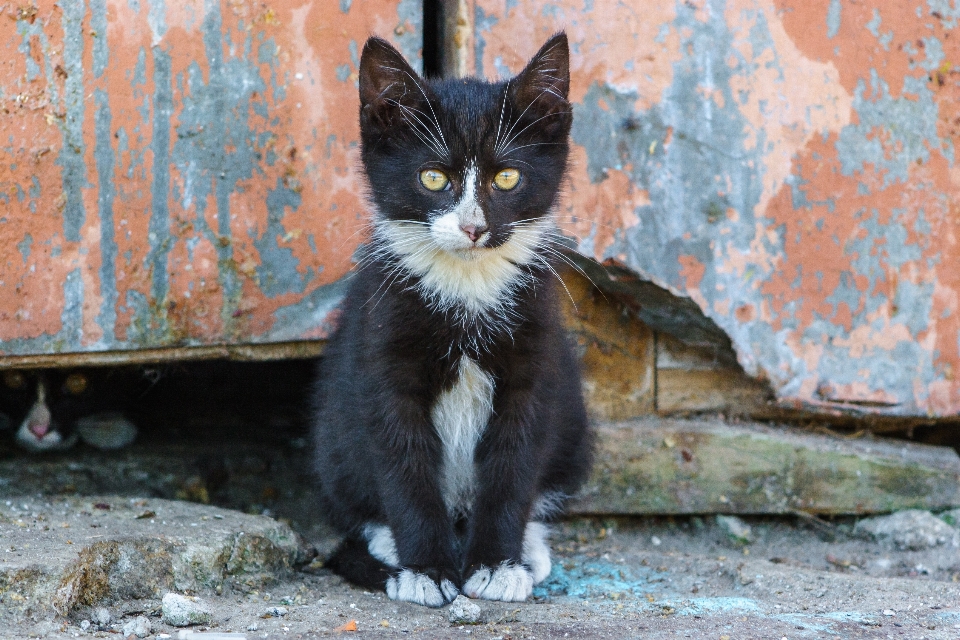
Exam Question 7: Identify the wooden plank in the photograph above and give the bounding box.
[560,269,656,421]
[656,333,771,415]
[570,417,960,515]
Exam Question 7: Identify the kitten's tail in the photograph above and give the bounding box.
[325,536,394,592]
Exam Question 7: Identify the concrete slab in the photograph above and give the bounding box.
[0,496,306,621]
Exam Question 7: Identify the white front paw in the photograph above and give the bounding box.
[463,563,533,602]
[385,569,458,608]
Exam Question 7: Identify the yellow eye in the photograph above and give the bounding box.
[65,373,88,395]
[3,371,24,389]
[419,169,450,191]
[493,168,521,190]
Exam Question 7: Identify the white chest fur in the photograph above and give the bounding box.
[375,217,552,317]
[431,357,495,514]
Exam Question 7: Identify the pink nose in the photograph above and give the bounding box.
[460,224,488,243]
[29,421,49,438]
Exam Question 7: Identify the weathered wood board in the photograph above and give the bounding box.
[571,417,960,515]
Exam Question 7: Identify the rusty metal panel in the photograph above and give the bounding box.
[0,0,420,358]
[464,0,960,417]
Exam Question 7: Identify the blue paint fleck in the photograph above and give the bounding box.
[57,0,89,244]
[826,0,841,38]
[17,234,32,263]
[95,88,117,343]
[253,179,311,298]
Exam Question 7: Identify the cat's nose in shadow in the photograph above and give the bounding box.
[460,224,487,243]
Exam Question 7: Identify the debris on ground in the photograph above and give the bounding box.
[854,509,959,550]
[447,594,482,624]
[90,607,112,629]
[161,593,212,627]
[715,514,753,544]
[121,615,152,637]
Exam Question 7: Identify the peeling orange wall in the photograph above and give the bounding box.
[0,0,420,353]
[471,0,960,417]
[5,0,960,417]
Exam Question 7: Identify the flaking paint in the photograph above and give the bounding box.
[0,0,420,354]
[470,0,960,416]
[6,0,960,418]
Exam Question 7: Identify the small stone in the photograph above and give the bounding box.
[883,609,895,616]
[121,615,151,638]
[262,606,288,618]
[161,593,213,627]
[92,607,112,628]
[79,620,91,631]
[716,515,753,544]
[448,595,481,624]
[854,510,957,550]
[247,622,259,631]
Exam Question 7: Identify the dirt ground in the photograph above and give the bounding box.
[0,362,957,639]
[0,442,958,639]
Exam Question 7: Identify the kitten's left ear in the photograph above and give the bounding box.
[510,32,571,132]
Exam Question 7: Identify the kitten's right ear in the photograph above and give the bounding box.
[358,37,430,134]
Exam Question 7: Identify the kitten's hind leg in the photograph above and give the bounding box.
[324,536,394,592]
[521,521,551,584]
[363,523,399,567]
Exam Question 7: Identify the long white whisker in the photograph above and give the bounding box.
[397,68,450,156]
[496,85,568,155]
[494,83,510,152]
[499,109,572,155]
[391,101,449,157]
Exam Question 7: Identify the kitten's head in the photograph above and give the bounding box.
[0,369,97,452]
[358,33,571,261]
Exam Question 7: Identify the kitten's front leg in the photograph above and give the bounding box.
[375,404,461,607]
[461,412,546,602]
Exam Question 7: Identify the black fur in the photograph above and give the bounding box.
[311,33,592,603]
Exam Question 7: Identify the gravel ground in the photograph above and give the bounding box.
[0,494,957,639]
[0,375,956,640]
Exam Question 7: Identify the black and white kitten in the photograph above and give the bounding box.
[0,369,137,452]
[311,33,592,607]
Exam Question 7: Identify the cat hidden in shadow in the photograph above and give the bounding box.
[0,368,138,452]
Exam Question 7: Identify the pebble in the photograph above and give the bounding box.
[121,615,152,638]
[263,606,288,617]
[79,620,90,631]
[448,595,481,624]
[854,510,957,550]
[162,593,213,627]
[91,607,112,628]
[716,515,753,544]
